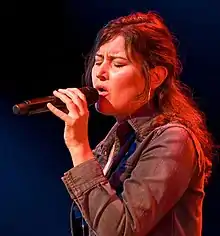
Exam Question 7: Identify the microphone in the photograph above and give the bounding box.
[12,87,99,115]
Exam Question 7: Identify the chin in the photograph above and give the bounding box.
[95,102,114,116]
[95,102,128,119]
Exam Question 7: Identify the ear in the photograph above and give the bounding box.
[150,66,168,90]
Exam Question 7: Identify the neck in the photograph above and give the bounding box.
[115,100,155,124]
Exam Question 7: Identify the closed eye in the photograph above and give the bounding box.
[114,64,125,68]
[95,62,102,66]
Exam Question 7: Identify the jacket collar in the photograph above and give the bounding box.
[114,101,158,142]
[128,102,158,141]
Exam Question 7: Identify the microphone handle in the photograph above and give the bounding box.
[13,96,65,115]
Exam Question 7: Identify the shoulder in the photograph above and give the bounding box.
[140,122,205,170]
[150,122,201,147]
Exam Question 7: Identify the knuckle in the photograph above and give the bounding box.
[83,111,89,117]
[81,94,86,101]
[69,120,75,126]
[67,100,74,106]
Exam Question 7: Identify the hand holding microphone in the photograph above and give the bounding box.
[47,88,92,158]
[47,87,96,166]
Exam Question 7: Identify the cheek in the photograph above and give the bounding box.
[111,75,146,110]
[111,72,143,97]
[110,80,138,106]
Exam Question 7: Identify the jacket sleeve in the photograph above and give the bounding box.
[61,126,198,236]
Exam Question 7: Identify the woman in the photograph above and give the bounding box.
[47,11,213,236]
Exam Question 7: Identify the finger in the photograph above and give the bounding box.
[67,88,88,111]
[53,90,79,116]
[67,88,87,102]
[59,88,88,115]
[47,102,74,125]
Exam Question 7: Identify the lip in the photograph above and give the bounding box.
[97,91,109,97]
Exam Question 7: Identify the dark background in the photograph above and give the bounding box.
[1,0,220,235]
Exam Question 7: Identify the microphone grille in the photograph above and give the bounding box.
[80,87,99,106]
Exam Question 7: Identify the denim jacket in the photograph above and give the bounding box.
[61,108,205,236]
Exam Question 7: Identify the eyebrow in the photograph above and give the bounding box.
[95,53,127,61]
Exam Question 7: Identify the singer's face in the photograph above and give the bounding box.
[92,35,147,119]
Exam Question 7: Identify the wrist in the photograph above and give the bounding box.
[68,143,94,167]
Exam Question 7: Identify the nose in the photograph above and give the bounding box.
[96,62,109,81]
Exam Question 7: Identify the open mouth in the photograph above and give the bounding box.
[96,86,109,96]
[98,88,106,92]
